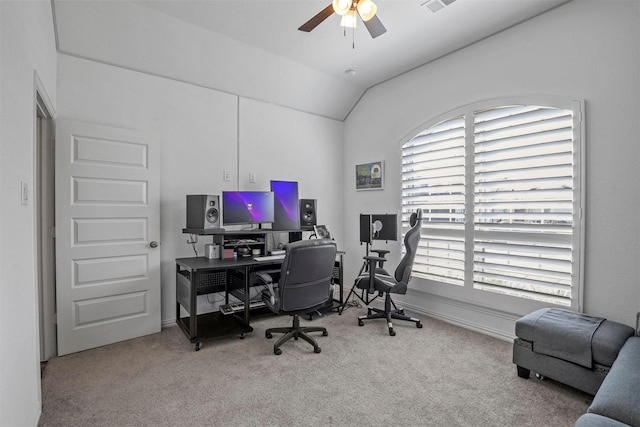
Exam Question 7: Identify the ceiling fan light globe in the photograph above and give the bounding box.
[332,0,352,16]
[340,9,358,28]
[357,0,377,21]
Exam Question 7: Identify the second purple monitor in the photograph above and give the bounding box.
[270,180,300,230]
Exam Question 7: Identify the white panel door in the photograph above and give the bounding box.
[55,119,160,356]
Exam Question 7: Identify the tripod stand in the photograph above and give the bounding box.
[338,242,390,314]
[338,212,398,314]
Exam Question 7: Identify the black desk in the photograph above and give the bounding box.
[175,253,344,351]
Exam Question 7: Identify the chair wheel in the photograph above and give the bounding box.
[274,348,282,355]
[266,332,273,339]
[314,347,321,353]
[322,331,328,336]
[416,322,423,328]
[389,328,396,336]
[358,319,364,326]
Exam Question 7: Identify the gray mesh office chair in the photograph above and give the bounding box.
[256,239,337,355]
[354,209,423,336]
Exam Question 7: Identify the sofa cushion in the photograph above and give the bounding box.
[516,308,634,367]
[588,337,640,426]
[592,321,636,367]
[575,413,630,427]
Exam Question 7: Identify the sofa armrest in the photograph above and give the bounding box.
[587,337,640,426]
[575,413,631,427]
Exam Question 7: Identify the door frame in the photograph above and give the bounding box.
[33,71,57,361]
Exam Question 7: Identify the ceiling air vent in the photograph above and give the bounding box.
[422,0,456,13]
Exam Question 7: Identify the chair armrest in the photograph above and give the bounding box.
[370,249,390,256]
[361,256,386,294]
[370,250,390,268]
[363,255,386,272]
[255,271,277,306]
[255,271,274,284]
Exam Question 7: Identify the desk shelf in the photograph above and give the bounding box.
[177,312,252,350]
[175,256,282,351]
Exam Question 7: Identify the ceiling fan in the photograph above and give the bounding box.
[298,0,387,39]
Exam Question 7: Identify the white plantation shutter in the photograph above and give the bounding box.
[473,105,575,305]
[401,99,582,309]
[402,116,466,286]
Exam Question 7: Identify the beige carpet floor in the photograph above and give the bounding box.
[39,307,592,426]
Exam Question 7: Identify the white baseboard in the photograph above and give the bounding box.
[163,291,521,342]
[161,318,177,329]
[391,292,520,342]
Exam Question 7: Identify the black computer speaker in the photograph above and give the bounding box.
[186,195,220,229]
[299,199,317,231]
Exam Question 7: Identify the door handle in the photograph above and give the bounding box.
[150,241,159,248]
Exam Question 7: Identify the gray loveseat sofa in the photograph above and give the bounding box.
[574,334,640,426]
[513,309,640,426]
[514,308,634,396]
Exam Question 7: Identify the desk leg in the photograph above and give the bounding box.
[175,263,181,329]
[243,265,251,327]
[190,270,198,339]
[336,254,344,306]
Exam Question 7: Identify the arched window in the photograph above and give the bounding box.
[402,98,584,311]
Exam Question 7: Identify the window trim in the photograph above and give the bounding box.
[400,96,585,315]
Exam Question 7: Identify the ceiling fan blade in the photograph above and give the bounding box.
[298,4,334,32]
[363,14,387,38]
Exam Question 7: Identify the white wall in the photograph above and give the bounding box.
[343,0,640,337]
[56,54,345,323]
[53,0,361,121]
[237,98,345,236]
[0,1,57,425]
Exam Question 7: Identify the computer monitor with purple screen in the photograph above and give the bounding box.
[270,180,300,230]
[222,191,275,226]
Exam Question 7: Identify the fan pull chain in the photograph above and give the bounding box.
[352,22,356,49]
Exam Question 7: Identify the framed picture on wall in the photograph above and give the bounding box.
[356,161,384,191]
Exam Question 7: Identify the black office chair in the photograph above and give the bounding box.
[354,209,423,336]
[256,239,337,355]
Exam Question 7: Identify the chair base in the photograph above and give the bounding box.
[358,294,422,336]
[265,314,328,355]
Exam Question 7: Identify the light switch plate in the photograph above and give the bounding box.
[21,182,29,205]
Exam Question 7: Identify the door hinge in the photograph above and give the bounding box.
[49,226,56,239]
[50,312,58,325]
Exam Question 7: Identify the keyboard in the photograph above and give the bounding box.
[220,300,266,315]
[253,254,285,262]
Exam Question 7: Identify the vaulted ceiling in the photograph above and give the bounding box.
[53,0,570,120]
